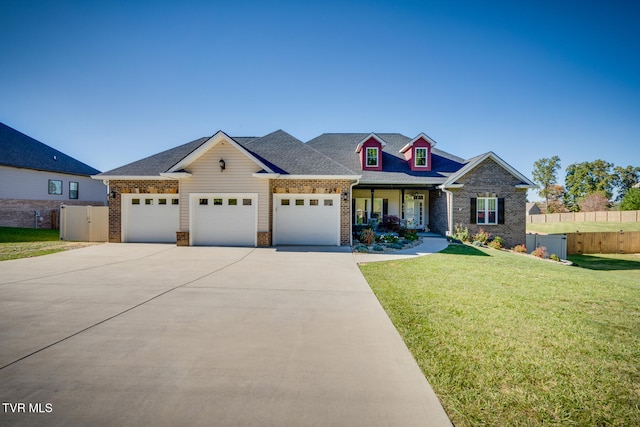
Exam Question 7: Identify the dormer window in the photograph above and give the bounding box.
[366,147,379,167]
[415,148,427,167]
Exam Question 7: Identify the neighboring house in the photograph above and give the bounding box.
[526,202,541,215]
[94,130,536,248]
[0,122,107,229]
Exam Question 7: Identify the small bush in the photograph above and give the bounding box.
[452,224,470,242]
[472,228,491,244]
[389,242,405,250]
[373,244,384,252]
[487,240,502,249]
[403,229,419,242]
[359,228,375,246]
[354,244,369,253]
[513,244,527,253]
[381,215,401,232]
[532,246,547,258]
[376,233,399,244]
[549,254,561,262]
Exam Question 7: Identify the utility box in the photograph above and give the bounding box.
[59,205,108,242]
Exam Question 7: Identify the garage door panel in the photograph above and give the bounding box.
[274,195,339,245]
[191,194,257,246]
[122,195,179,243]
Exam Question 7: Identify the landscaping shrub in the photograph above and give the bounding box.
[359,228,375,245]
[354,244,369,253]
[381,215,400,232]
[549,254,561,262]
[400,228,419,242]
[389,242,404,250]
[513,244,527,253]
[472,228,491,244]
[452,224,470,242]
[531,246,547,258]
[487,240,502,249]
[373,244,384,252]
[376,233,399,244]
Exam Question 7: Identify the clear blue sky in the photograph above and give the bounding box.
[2,0,639,200]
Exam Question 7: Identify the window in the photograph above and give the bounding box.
[366,147,378,167]
[415,148,427,167]
[145,198,153,205]
[48,180,62,195]
[172,199,179,205]
[295,199,305,206]
[69,182,79,199]
[281,199,290,206]
[159,198,167,205]
[213,198,223,205]
[477,197,497,225]
[310,199,319,206]
[243,198,252,206]
[132,198,140,205]
[199,198,208,205]
[355,198,382,225]
[324,199,333,206]
[228,198,238,206]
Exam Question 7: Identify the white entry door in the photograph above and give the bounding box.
[273,194,340,245]
[190,193,257,246]
[121,194,179,243]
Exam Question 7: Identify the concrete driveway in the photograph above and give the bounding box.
[0,244,451,426]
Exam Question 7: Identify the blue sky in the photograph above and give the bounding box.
[2,0,639,200]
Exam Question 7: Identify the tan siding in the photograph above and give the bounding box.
[178,141,269,232]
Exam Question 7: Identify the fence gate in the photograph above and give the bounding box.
[525,234,567,260]
[59,205,108,242]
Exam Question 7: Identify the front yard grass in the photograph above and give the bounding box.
[0,227,97,261]
[360,245,640,426]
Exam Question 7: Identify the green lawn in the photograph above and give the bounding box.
[527,221,640,234]
[0,227,96,261]
[360,245,640,426]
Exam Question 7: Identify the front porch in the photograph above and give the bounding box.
[352,185,443,232]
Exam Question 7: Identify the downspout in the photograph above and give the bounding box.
[349,178,360,245]
[440,186,454,237]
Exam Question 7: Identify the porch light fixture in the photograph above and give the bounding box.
[219,159,226,172]
[342,191,349,201]
[110,190,117,199]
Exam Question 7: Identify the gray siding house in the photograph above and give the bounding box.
[0,122,107,228]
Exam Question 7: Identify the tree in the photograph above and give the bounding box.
[620,188,640,210]
[532,156,561,208]
[546,184,567,213]
[564,160,615,211]
[579,192,610,212]
[612,165,640,201]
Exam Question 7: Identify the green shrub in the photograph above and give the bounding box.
[531,246,547,258]
[377,233,399,244]
[359,228,375,245]
[373,244,384,252]
[452,224,470,242]
[354,244,369,253]
[389,242,405,250]
[487,240,502,249]
[472,228,491,244]
[549,254,561,262]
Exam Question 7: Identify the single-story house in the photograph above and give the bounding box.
[94,130,536,248]
[0,122,107,229]
[526,202,541,215]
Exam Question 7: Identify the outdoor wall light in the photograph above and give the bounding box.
[342,191,349,201]
[110,190,117,199]
[219,159,226,172]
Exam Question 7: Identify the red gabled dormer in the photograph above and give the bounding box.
[355,133,385,171]
[399,133,436,171]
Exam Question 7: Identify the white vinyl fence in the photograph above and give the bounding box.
[526,233,567,260]
[59,205,108,242]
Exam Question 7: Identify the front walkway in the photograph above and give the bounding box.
[353,234,450,263]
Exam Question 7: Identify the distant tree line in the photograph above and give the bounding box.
[532,157,640,212]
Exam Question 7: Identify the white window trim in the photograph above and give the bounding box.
[477,197,498,225]
[366,147,378,167]
[414,147,428,167]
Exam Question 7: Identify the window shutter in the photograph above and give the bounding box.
[383,199,388,217]
[498,198,505,224]
[470,198,477,224]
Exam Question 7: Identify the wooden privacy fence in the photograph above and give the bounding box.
[527,210,640,224]
[567,231,640,254]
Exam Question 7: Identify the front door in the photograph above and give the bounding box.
[404,195,424,229]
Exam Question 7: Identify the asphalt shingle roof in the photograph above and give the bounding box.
[0,122,101,176]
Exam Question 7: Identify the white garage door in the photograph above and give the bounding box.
[190,193,257,246]
[273,194,340,245]
[122,194,179,243]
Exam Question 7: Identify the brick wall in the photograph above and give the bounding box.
[0,199,106,229]
[449,158,528,248]
[428,189,448,236]
[107,180,179,243]
[271,178,352,245]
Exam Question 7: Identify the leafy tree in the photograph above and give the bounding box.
[546,184,567,213]
[532,156,561,208]
[620,188,640,210]
[564,160,614,210]
[612,165,640,201]
[579,192,610,212]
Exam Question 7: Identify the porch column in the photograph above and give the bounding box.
[401,189,405,219]
[370,189,375,224]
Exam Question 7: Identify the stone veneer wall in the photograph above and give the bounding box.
[449,158,528,248]
[107,180,179,243]
[271,178,353,246]
[0,199,106,229]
